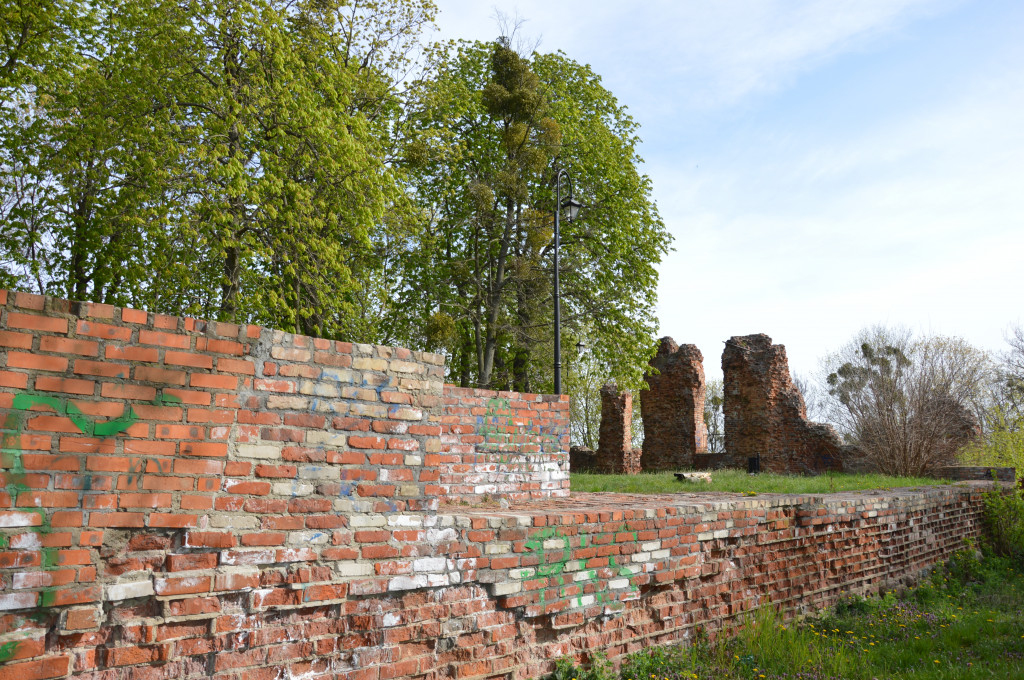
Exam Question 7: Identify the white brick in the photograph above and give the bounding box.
[413,557,446,573]
[609,578,630,589]
[236,444,282,459]
[106,580,155,601]
[484,542,511,555]
[305,431,346,447]
[0,511,41,528]
[388,575,427,591]
[492,581,521,596]
[0,592,39,610]
[272,481,314,496]
[388,515,423,528]
[336,562,374,577]
[298,465,340,481]
[266,396,309,410]
[350,515,387,527]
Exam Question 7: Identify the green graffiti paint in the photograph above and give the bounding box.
[523,524,639,608]
[0,640,21,664]
[0,390,183,619]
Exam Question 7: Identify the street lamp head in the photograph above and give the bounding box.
[561,196,583,222]
[575,339,585,356]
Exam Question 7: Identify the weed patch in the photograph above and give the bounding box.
[543,551,1024,680]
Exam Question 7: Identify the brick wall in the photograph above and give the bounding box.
[0,291,993,680]
[640,338,706,471]
[723,334,845,473]
[594,384,639,474]
[438,386,569,502]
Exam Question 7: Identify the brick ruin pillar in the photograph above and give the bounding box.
[640,337,707,471]
[596,383,640,474]
[722,334,843,474]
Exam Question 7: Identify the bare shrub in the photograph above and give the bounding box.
[822,326,990,476]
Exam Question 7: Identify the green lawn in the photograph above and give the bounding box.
[548,549,1024,680]
[572,469,950,495]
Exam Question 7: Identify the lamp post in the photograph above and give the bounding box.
[553,168,582,395]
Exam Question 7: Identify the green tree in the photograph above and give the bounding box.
[400,38,670,391]
[1,0,436,339]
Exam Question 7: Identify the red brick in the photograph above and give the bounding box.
[167,596,220,617]
[164,350,214,369]
[105,645,159,667]
[185,531,236,548]
[6,312,67,334]
[0,370,28,388]
[39,336,99,356]
[180,442,228,457]
[119,493,172,509]
[166,552,217,571]
[142,475,193,491]
[73,359,129,378]
[64,606,101,630]
[35,376,94,395]
[104,345,159,362]
[163,388,212,405]
[76,319,132,340]
[196,337,245,355]
[16,490,79,507]
[217,357,256,375]
[134,366,187,385]
[349,436,386,449]
[180,495,213,510]
[101,383,157,400]
[20,453,79,471]
[136,329,188,350]
[13,291,45,310]
[189,373,238,389]
[153,313,178,329]
[0,330,33,349]
[222,479,271,495]
[89,512,145,528]
[0,654,70,680]
[6,351,66,372]
[154,575,211,596]
[148,513,199,528]
[121,308,148,324]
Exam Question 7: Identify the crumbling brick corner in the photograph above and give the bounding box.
[641,337,706,471]
[722,333,844,474]
[596,383,640,474]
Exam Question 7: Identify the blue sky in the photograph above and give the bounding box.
[430,0,1024,379]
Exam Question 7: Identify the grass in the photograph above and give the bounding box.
[571,469,950,495]
[547,548,1024,680]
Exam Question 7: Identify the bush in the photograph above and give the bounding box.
[982,482,1024,560]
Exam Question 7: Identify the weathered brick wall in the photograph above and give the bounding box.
[722,334,845,473]
[0,292,994,680]
[438,386,569,502]
[595,384,639,474]
[641,338,706,471]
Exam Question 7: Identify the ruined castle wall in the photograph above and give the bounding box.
[595,384,640,474]
[640,338,706,471]
[722,334,843,473]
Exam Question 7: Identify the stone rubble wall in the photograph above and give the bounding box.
[722,334,845,473]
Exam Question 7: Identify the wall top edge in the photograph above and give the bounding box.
[0,288,449,365]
